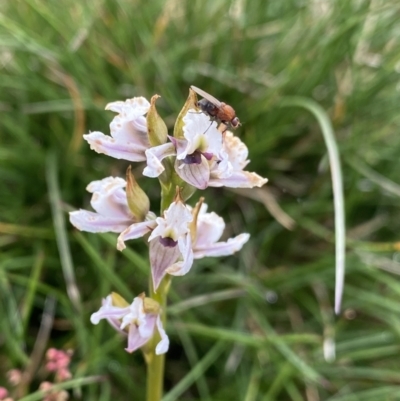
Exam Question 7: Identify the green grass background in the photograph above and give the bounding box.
[2,0,400,400]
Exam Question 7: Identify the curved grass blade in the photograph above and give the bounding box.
[281,96,346,315]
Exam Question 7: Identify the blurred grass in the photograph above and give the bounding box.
[2,0,400,399]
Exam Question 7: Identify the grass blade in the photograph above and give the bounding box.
[281,96,346,315]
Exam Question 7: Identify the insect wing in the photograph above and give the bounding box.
[190,85,222,108]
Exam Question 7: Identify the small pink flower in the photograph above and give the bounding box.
[45,349,72,382]
[57,369,72,381]
[0,388,9,400]
[6,369,21,386]
[39,382,69,401]
[47,348,58,359]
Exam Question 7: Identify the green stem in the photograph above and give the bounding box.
[145,156,196,399]
[146,272,170,401]
[146,353,165,401]
[146,178,174,401]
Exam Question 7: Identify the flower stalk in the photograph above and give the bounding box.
[146,178,175,401]
[69,87,267,401]
[146,275,170,401]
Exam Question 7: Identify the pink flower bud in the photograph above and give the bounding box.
[7,370,22,386]
[0,387,9,399]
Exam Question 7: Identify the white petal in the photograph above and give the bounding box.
[175,158,210,189]
[202,124,223,156]
[222,132,250,170]
[205,131,268,188]
[143,143,176,178]
[109,114,150,146]
[70,210,132,233]
[125,324,149,353]
[121,297,146,329]
[138,315,156,338]
[183,110,212,141]
[90,296,129,325]
[209,171,268,188]
[117,220,157,251]
[182,111,222,155]
[84,131,147,162]
[148,201,192,242]
[195,211,225,247]
[87,177,126,193]
[87,177,132,219]
[193,233,250,259]
[105,97,150,117]
[170,136,189,160]
[155,315,169,355]
[211,150,233,179]
[149,238,181,291]
[166,233,194,276]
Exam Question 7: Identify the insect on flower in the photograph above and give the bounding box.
[191,85,241,129]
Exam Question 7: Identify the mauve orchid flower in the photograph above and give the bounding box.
[117,198,194,290]
[117,198,249,291]
[84,97,151,162]
[143,110,267,189]
[143,111,222,187]
[208,131,268,188]
[69,176,155,234]
[91,294,169,355]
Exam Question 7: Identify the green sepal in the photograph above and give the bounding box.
[147,94,168,147]
[173,87,198,139]
[126,165,150,221]
[111,292,130,308]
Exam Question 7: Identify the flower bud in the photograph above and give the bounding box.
[126,165,150,221]
[173,87,198,139]
[147,94,168,147]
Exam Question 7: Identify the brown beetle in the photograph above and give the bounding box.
[191,85,240,129]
